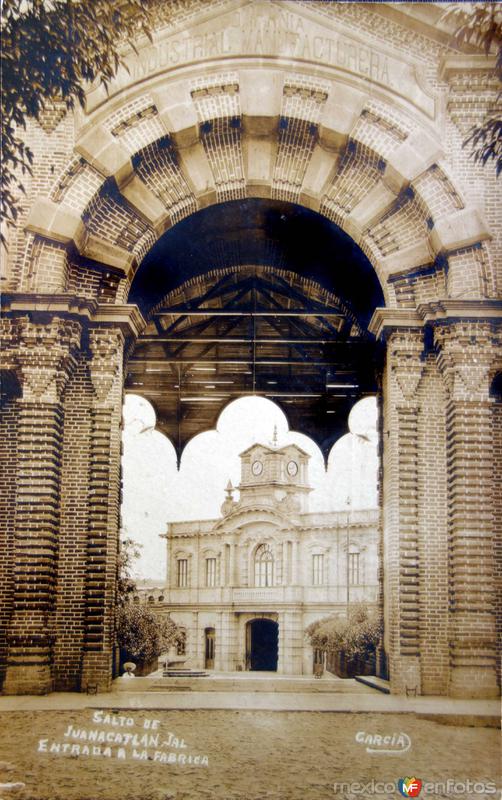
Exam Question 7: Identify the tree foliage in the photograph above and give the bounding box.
[117,536,142,606]
[443,2,502,176]
[305,604,382,661]
[116,604,184,664]
[116,536,184,665]
[1,0,153,236]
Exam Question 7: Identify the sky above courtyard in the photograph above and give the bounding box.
[121,394,378,581]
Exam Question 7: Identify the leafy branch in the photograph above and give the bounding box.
[1,0,154,241]
[305,603,382,661]
[117,536,142,606]
[442,2,502,176]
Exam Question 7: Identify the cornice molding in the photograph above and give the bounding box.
[439,54,498,82]
[369,300,502,339]
[0,295,146,338]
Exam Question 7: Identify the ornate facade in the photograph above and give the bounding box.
[0,1,500,697]
[153,442,378,674]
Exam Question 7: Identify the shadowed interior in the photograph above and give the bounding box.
[126,199,384,462]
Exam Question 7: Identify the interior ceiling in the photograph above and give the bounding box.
[126,199,384,463]
[129,199,382,328]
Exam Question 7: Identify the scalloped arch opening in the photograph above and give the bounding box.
[121,394,377,580]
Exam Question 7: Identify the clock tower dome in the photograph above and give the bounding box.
[237,440,312,513]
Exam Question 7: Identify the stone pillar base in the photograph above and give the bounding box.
[389,655,421,696]
[53,673,82,693]
[2,664,53,695]
[376,646,388,680]
[81,652,113,693]
[448,666,499,699]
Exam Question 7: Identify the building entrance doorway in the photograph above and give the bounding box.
[246,619,278,671]
[204,628,215,669]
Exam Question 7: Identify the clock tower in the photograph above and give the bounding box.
[237,441,312,513]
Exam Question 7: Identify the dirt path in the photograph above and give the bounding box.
[0,709,499,800]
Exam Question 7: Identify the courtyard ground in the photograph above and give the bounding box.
[0,707,499,800]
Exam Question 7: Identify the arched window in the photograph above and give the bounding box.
[254,543,274,587]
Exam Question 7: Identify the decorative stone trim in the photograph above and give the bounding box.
[430,207,491,255]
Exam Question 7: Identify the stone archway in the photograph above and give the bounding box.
[1,0,501,698]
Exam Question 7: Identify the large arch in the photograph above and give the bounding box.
[16,59,496,305]
[1,0,501,698]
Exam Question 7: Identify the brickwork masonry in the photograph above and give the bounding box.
[0,0,501,697]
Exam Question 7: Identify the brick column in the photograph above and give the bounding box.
[435,322,499,698]
[375,389,387,679]
[492,376,502,688]
[80,328,124,692]
[2,316,81,695]
[0,373,19,690]
[383,329,425,694]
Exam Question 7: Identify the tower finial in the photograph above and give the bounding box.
[221,479,236,516]
[272,424,278,448]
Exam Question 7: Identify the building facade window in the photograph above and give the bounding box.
[254,543,274,587]
[177,558,188,587]
[349,552,360,585]
[312,553,324,585]
[205,557,217,587]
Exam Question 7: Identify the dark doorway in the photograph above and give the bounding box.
[204,627,215,669]
[246,619,279,671]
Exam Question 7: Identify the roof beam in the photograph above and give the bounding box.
[137,336,345,344]
[152,310,346,318]
[128,357,369,366]
[162,273,252,313]
[125,389,332,399]
[258,275,346,336]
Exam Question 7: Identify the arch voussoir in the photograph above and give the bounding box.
[27,62,493,308]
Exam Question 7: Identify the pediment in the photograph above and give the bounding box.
[84,0,436,118]
[213,503,294,532]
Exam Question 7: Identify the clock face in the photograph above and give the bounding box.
[252,460,263,476]
[287,460,298,477]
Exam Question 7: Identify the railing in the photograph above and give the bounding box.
[232,588,286,602]
[160,584,378,605]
